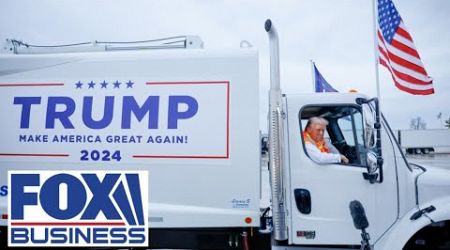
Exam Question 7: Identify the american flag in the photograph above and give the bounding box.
[377,0,434,95]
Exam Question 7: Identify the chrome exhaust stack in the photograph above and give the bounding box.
[265,19,287,241]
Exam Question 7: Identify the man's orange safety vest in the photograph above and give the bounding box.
[303,131,330,153]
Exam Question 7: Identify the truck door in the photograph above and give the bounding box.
[285,96,398,246]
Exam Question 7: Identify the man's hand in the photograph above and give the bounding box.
[340,155,349,164]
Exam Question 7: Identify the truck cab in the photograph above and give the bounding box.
[284,93,402,245]
[276,92,450,249]
[265,20,450,249]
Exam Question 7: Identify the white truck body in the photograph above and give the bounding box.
[0,49,261,229]
[0,23,449,249]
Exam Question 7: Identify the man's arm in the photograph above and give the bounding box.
[305,143,341,164]
[326,140,349,164]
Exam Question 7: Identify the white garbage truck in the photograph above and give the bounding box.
[0,20,449,249]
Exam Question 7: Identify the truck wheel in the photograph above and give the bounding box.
[403,220,450,250]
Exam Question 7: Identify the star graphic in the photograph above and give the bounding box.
[126,80,134,88]
[113,80,121,88]
[88,81,95,89]
[100,80,108,89]
[75,81,83,89]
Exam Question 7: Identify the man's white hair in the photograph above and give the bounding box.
[307,116,328,128]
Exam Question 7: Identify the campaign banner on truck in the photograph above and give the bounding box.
[0,80,229,162]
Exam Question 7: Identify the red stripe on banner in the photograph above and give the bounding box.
[391,39,420,59]
[10,221,126,226]
[396,26,414,42]
[133,155,229,159]
[0,153,69,157]
[147,81,229,85]
[0,83,64,87]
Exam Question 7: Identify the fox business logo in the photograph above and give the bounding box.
[8,171,148,247]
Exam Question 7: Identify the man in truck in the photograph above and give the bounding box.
[303,117,349,164]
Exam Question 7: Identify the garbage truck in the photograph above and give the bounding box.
[0,20,449,249]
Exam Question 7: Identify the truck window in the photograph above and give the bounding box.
[338,112,363,147]
[300,105,366,166]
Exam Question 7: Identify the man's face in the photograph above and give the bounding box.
[307,123,326,142]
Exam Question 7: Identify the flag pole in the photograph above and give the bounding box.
[371,0,381,102]
[310,60,315,92]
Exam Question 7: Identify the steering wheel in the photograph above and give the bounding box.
[342,145,358,163]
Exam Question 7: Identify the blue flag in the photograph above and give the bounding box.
[314,64,338,92]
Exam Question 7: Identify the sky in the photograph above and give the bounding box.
[0,0,449,130]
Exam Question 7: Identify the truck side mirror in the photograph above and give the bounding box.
[356,97,383,184]
[362,104,375,149]
[364,151,379,184]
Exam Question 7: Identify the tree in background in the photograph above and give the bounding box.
[410,117,427,130]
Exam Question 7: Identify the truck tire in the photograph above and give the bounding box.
[403,220,450,250]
